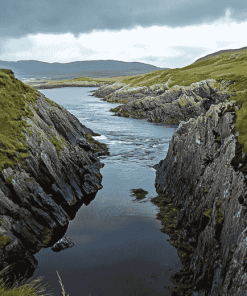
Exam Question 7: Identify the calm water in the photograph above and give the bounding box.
[31,87,182,296]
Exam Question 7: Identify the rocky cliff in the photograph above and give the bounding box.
[0,69,108,287]
[92,80,233,124]
[154,99,247,295]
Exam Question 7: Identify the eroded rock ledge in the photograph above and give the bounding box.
[0,92,108,287]
[92,80,234,124]
[154,100,247,295]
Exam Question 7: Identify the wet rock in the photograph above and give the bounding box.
[51,237,75,252]
[154,100,247,295]
[130,188,148,200]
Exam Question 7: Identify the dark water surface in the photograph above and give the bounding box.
[32,87,182,296]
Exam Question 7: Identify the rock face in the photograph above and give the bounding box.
[92,80,233,124]
[0,92,108,287]
[154,99,247,295]
[51,237,75,252]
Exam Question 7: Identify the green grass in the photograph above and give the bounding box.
[48,136,64,156]
[0,68,66,174]
[86,133,108,153]
[24,48,247,153]
[120,49,247,152]
[216,199,224,224]
[0,69,39,173]
[121,50,247,89]
[203,208,212,218]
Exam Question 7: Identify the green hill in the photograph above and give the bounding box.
[121,48,247,152]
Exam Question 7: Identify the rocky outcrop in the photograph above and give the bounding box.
[0,92,108,288]
[154,99,247,295]
[92,80,234,124]
[51,237,75,252]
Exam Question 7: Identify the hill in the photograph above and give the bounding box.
[194,46,247,63]
[0,60,168,81]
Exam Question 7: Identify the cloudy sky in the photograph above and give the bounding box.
[0,0,246,68]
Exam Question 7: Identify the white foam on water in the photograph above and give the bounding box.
[92,135,107,140]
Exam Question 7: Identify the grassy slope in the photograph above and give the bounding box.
[0,69,64,173]
[24,49,247,152]
[121,49,247,152]
[0,69,38,172]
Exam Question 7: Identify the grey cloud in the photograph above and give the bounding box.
[1,0,247,38]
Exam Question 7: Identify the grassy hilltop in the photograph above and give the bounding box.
[119,49,247,151]
[0,69,65,174]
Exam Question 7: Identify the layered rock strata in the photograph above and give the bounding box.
[154,99,247,295]
[0,92,108,287]
[92,80,233,124]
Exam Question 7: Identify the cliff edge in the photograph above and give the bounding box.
[0,69,108,287]
[154,99,247,295]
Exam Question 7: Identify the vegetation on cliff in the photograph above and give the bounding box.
[0,69,107,295]
[121,49,247,150]
[0,69,64,172]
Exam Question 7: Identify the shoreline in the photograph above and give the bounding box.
[33,83,105,89]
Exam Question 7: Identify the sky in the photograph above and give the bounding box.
[0,0,247,68]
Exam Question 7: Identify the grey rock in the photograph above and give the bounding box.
[92,79,233,124]
[51,237,75,252]
[154,100,247,295]
[0,92,108,285]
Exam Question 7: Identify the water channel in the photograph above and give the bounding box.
[31,87,182,296]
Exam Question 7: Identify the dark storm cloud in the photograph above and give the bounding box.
[1,0,247,38]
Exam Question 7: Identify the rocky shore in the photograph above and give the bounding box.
[0,86,108,287]
[92,76,247,294]
[92,80,234,124]
[154,100,247,295]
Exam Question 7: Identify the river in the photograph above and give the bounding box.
[31,87,182,296]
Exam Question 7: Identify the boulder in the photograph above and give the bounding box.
[51,237,75,252]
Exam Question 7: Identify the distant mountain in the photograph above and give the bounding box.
[0,60,168,81]
[194,46,247,63]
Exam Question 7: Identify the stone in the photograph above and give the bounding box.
[92,79,232,124]
[154,100,247,295]
[51,237,75,252]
